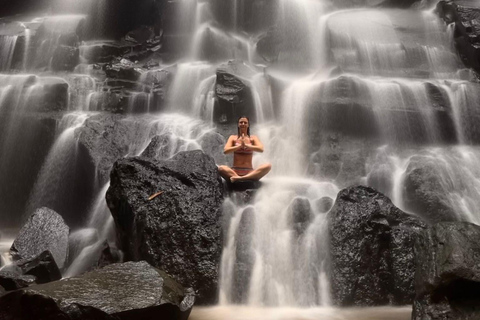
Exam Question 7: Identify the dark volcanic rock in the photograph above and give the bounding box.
[403,155,459,224]
[257,28,282,63]
[307,133,372,186]
[10,207,69,269]
[315,196,334,214]
[413,222,480,320]
[213,60,256,124]
[289,197,313,236]
[0,271,36,291]
[328,186,427,306]
[106,150,224,304]
[125,25,155,44]
[105,59,142,81]
[0,261,194,320]
[51,45,80,72]
[436,1,480,73]
[16,250,62,284]
[140,133,180,159]
[76,114,135,183]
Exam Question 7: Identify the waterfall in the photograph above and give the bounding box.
[0,36,18,71]
[1,0,480,316]
[27,112,92,214]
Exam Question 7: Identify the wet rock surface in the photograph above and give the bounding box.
[328,186,427,306]
[76,114,137,183]
[214,60,256,124]
[289,197,314,236]
[437,0,480,73]
[0,271,36,291]
[403,155,460,223]
[0,261,194,320]
[10,207,69,269]
[15,250,61,284]
[106,150,224,304]
[413,222,480,320]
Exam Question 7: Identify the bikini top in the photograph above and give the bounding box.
[234,140,253,155]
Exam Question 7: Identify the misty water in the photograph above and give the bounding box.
[1,0,480,318]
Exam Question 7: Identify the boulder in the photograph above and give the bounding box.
[51,45,80,72]
[315,196,334,214]
[289,197,313,236]
[106,150,224,304]
[15,250,61,284]
[403,155,459,223]
[0,261,194,320]
[213,61,256,124]
[256,28,282,63]
[140,133,181,159]
[413,222,480,320]
[10,207,69,269]
[0,271,36,291]
[307,133,373,186]
[76,114,135,184]
[328,186,427,306]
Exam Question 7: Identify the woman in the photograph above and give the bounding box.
[218,116,271,183]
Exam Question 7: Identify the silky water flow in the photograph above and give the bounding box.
[0,0,479,319]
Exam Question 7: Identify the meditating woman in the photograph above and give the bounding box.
[218,116,271,183]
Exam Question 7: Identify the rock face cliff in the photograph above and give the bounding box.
[106,150,224,304]
[436,0,480,74]
[413,222,480,320]
[328,186,427,306]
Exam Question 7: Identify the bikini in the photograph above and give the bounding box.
[233,140,253,176]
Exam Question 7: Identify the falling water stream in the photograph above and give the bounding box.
[0,0,480,318]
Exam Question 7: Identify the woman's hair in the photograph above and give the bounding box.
[237,116,250,137]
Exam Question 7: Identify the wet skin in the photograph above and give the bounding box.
[218,117,271,183]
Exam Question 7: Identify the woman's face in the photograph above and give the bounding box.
[238,118,249,130]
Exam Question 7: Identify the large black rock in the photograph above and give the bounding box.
[213,60,256,124]
[106,150,224,304]
[413,222,480,320]
[0,261,194,320]
[10,207,69,269]
[327,186,427,306]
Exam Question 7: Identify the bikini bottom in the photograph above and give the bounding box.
[232,166,253,176]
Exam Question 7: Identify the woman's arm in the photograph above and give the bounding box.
[244,135,264,153]
[223,135,242,154]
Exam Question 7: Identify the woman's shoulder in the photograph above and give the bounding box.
[229,134,238,139]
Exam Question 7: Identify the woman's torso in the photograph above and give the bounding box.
[232,135,253,168]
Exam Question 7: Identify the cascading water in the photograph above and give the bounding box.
[0,0,480,318]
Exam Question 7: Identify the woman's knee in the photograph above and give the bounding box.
[262,163,272,172]
[218,165,227,172]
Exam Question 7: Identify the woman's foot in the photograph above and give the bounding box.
[230,176,241,183]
